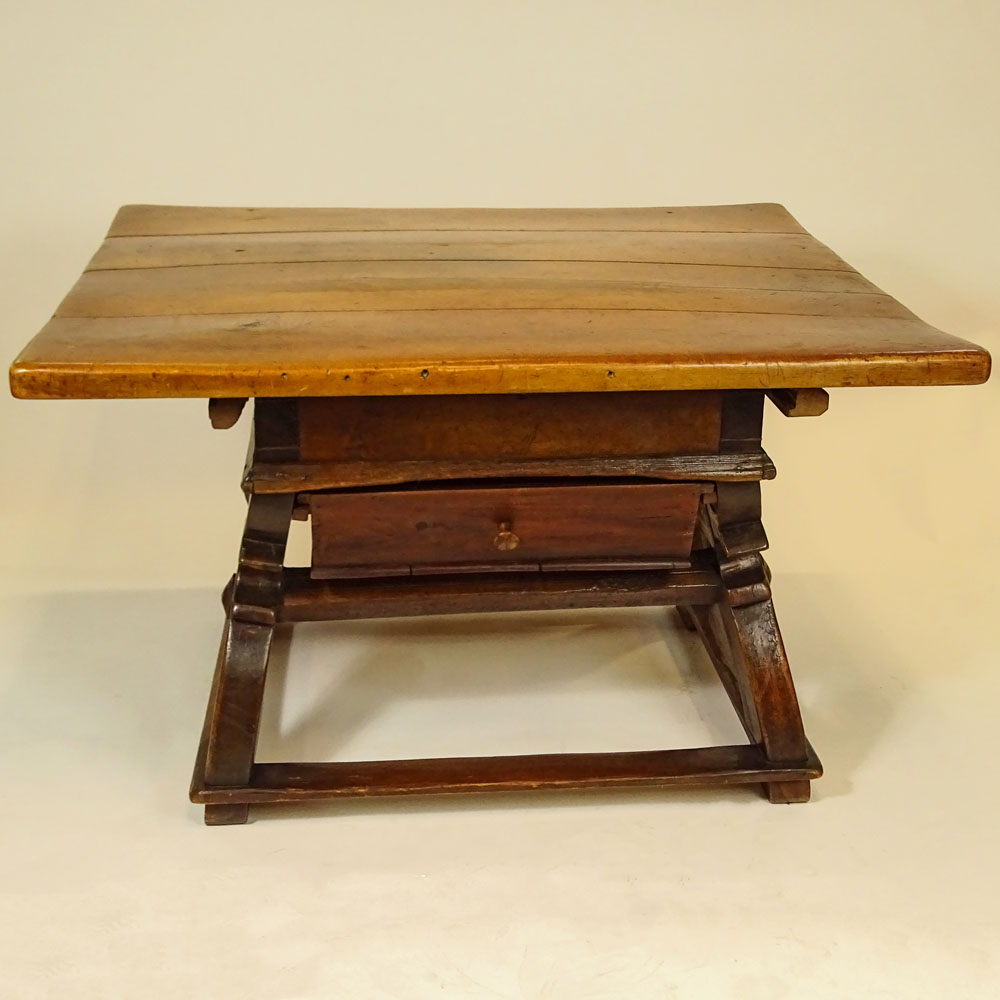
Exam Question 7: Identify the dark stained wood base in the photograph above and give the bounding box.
[191,393,823,824]
[278,562,722,622]
[191,567,823,824]
[204,803,251,825]
[191,744,822,810]
[766,779,813,804]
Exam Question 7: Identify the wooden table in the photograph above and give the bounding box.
[10,203,991,824]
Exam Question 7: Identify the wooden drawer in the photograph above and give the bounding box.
[298,391,723,463]
[310,482,704,578]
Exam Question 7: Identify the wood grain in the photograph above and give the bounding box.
[56,264,907,319]
[208,397,247,429]
[188,744,824,804]
[9,203,991,398]
[201,492,294,793]
[765,387,830,417]
[11,311,989,398]
[309,482,702,574]
[107,202,809,237]
[247,453,774,493]
[279,564,722,622]
[298,391,722,462]
[187,391,827,820]
[88,233,873,285]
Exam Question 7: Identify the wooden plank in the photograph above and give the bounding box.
[11,310,989,398]
[208,397,247,428]
[539,558,691,572]
[278,565,722,622]
[188,743,823,803]
[11,203,991,398]
[297,392,722,463]
[88,233,875,290]
[108,202,809,237]
[309,482,702,571]
[248,453,775,493]
[765,387,830,416]
[56,262,907,319]
[316,558,694,578]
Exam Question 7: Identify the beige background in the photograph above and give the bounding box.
[1,2,998,998]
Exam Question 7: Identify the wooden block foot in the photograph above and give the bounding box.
[204,803,250,825]
[766,779,811,804]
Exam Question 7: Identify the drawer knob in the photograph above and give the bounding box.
[493,521,520,551]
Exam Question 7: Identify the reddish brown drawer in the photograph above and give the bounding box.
[310,482,703,578]
[298,392,723,463]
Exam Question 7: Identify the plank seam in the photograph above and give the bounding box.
[55,304,914,319]
[83,258,865,279]
[106,227,811,238]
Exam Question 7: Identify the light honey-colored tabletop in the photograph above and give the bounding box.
[9,203,990,398]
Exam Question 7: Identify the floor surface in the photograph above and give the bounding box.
[1,570,997,999]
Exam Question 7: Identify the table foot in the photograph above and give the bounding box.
[204,803,251,825]
[766,780,812,804]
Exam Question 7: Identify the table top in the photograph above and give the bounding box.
[9,203,990,399]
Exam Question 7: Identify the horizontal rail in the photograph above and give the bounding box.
[278,565,722,622]
[191,743,823,803]
[246,451,777,493]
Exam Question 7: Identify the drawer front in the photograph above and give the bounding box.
[310,482,703,578]
[298,391,722,463]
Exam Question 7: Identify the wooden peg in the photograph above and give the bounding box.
[765,388,829,417]
[209,397,248,429]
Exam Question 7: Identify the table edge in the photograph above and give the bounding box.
[9,347,991,399]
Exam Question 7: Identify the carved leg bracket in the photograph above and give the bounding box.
[685,483,818,803]
[192,492,295,825]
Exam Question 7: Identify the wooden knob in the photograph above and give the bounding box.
[493,521,520,551]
